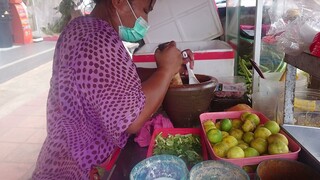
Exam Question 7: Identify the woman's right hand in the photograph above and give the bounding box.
[127,41,184,134]
[154,41,183,77]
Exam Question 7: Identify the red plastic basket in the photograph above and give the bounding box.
[146,128,208,161]
[199,111,301,167]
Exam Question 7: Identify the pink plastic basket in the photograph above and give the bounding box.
[146,128,208,161]
[200,111,301,167]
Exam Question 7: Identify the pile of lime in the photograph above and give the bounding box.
[203,112,289,159]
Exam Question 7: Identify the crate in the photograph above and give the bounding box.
[199,111,301,167]
[146,128,208,162]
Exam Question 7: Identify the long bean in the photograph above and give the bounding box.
[239,58,252,82]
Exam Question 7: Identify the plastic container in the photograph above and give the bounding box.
[253,72,309,120]
[147,128,208,164]
[259,72,308,93]
[276,89,320,127]
[130,155,189,180]
[210,76,250,113]
[214,76,247,99]
[199,111,301,167]
[189,160,250,180]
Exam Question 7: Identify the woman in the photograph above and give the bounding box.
[32,0,191,179]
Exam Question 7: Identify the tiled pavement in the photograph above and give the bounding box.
[0,49,53,179]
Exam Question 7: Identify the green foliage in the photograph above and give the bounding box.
[153,133,203,167]
[238,55,253,95]
[237,53,286,95]
[41,0,76,35]
[260,44,286,73]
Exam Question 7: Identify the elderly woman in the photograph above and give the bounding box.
[32,0,190,179]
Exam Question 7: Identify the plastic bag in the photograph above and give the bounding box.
[266,0,320,56]
[275,18,306,56]
[310,32,320,57]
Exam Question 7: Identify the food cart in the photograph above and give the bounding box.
[100,0,320,179]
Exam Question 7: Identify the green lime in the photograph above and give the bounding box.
[227,146,245,159]
[213,142,229,158]
[229,128,244,140]
[264,121,280,134]
[221,118,232,132]
[231,119,243,129]
[243,132,254,144]
[207,128,223,144]
[245,113,260,125]
[203,120,216,133]
[244,147,260,157]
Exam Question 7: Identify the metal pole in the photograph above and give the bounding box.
[283,64,297,124]
[252,0,264,93]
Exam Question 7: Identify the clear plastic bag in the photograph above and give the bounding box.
[276,18,306,56]
[266,0,320,56]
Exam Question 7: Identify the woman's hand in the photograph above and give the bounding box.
[154,41,183,77]
[128,41,183,134]
[127,42,195,134]
[180,49,195,75]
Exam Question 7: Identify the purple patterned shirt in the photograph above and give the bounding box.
[32,16,146,179]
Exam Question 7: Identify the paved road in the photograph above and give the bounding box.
[0,41,56,83]
[0,61,52,119]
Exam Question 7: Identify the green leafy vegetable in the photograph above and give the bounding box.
[153,133,203,167]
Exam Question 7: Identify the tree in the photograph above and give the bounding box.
[41,0,77,34]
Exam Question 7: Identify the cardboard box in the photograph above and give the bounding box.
[132,0,235,78]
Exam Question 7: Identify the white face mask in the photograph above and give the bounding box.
[116,0,150,42]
